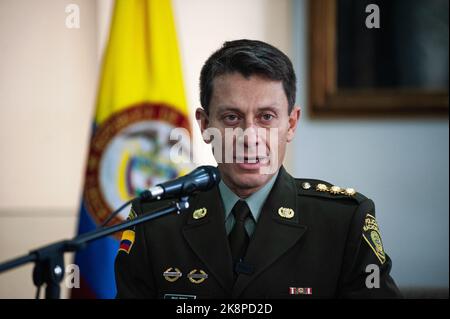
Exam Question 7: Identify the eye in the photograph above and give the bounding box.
[223,114,240,125]
[260,113,275,122]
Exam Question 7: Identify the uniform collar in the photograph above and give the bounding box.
[219,170,279,222]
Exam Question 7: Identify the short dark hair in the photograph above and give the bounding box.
[199,39,297,113]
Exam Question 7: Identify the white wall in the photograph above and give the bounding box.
[0,0,97,210]
[0,0,98,298]
[292,0,449,288]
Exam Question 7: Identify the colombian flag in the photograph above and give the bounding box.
[72,0,191,298]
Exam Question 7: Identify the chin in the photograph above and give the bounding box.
[220,164,274,190]
[235,175,266,189]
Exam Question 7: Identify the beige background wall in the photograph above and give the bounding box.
[0,0,98,298]
[0,0,293,298]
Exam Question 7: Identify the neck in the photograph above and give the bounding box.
[228,184,264,199]
[221,174,276,199]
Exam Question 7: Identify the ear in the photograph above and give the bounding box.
[195,107,211,143]
[286,106,301,142]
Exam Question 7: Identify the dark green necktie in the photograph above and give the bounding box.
[228,200,251,267]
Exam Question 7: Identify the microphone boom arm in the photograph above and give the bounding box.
[0,196,190,299]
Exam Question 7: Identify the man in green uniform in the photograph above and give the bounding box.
[115,39,401,298]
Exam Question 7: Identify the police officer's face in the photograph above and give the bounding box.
[196,72,300,197]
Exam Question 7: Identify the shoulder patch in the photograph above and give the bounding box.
[117,207,138,254]
[118,229,135,254]
[362,213,386,264]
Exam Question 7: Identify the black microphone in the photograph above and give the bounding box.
[139,165,221,200]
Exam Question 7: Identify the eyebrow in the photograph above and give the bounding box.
[216,106,243,114]
[216,104,280,114]
[257,106,280,113]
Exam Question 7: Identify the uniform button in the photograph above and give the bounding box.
[302,182,311,190]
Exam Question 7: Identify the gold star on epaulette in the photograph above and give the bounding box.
[315,183,356,197]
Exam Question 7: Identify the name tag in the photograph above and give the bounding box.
[164,294,197,299]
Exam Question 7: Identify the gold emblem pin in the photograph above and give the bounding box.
[278,207,295,219]
[188,269,208,284]
[163,267,182,282]
[193,208,207,220]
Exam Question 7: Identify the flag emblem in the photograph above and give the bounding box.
[118,230,136,254]
[83,103,191,239]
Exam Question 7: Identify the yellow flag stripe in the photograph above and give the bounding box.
[120,230,136,243]
[95,0,187,125]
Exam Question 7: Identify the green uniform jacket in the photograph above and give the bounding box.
[115,166,401,298]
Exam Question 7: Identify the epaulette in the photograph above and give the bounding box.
[294,178,368,204]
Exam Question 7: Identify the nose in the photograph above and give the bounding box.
[243,126,259,148]
[237,119,260,148]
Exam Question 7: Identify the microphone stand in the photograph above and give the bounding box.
[0,196,190,299]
